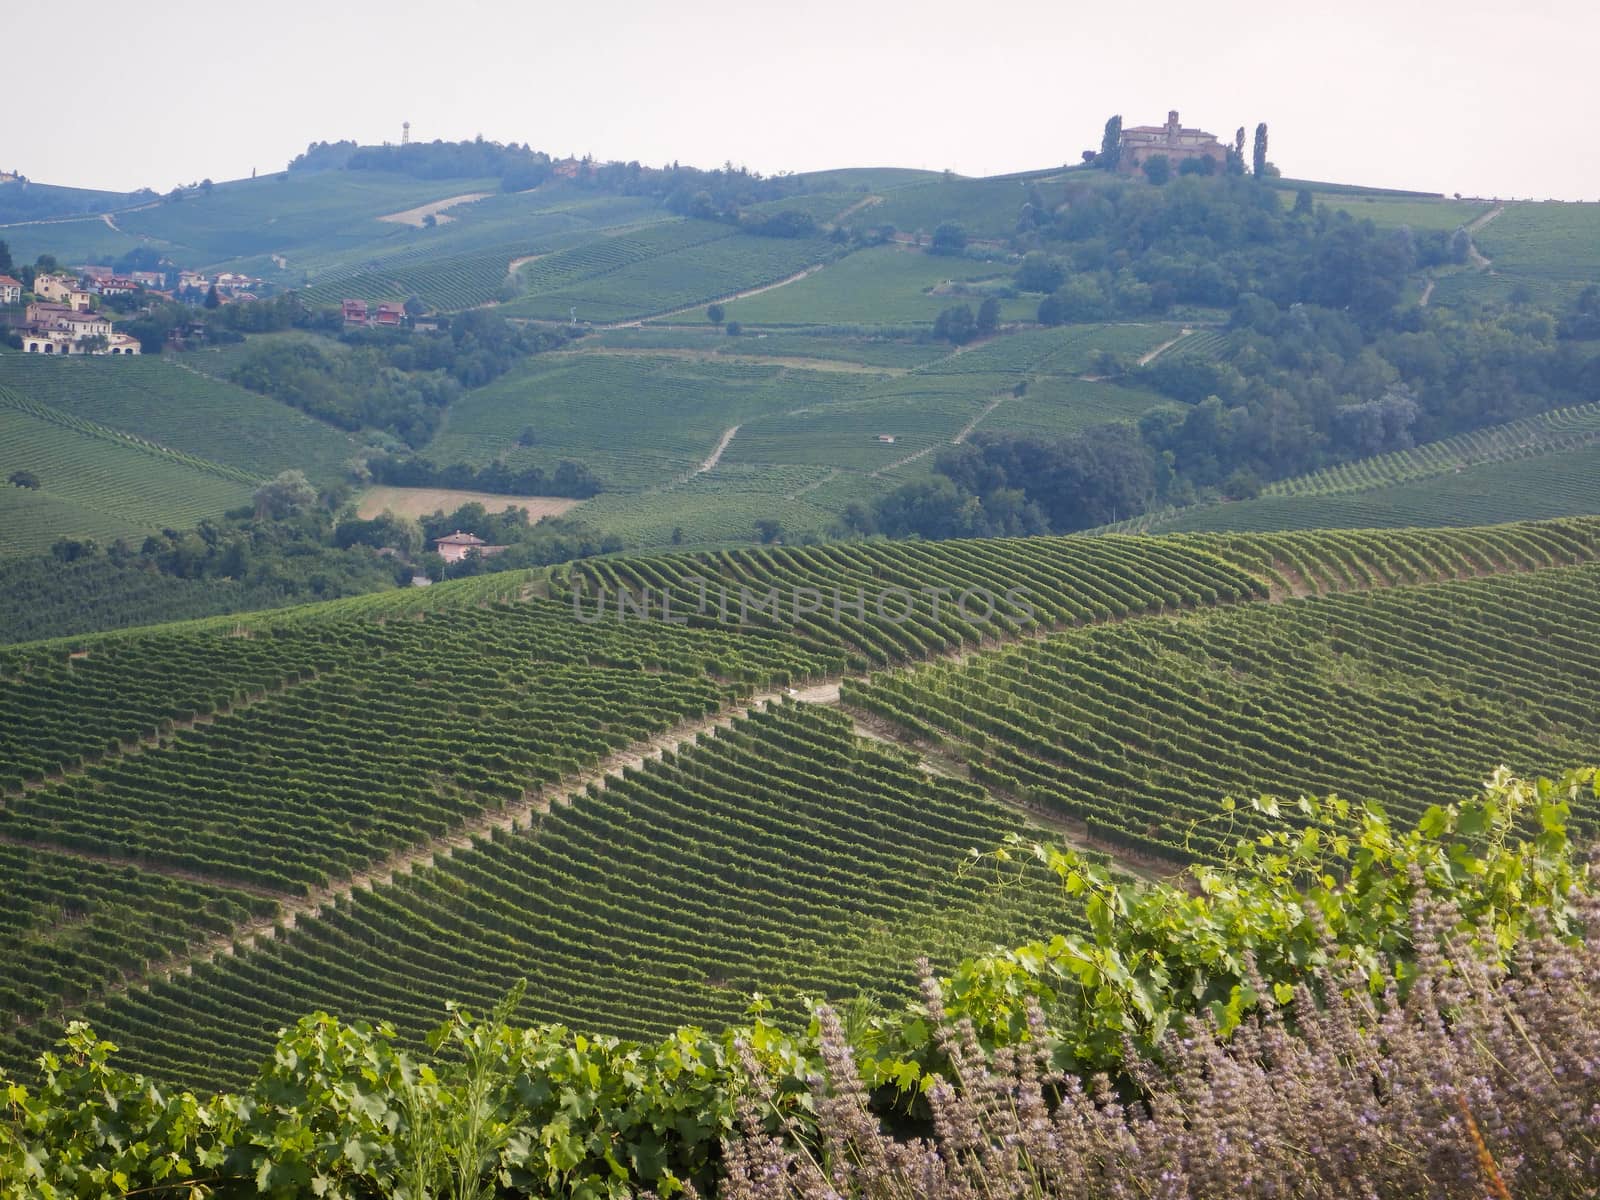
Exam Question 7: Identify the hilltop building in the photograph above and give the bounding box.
[1118,111,1227,173]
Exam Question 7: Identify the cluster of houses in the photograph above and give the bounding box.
[342,298,408,328]
[14,275,143,355]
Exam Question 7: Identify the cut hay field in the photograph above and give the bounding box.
[355,486,580,522]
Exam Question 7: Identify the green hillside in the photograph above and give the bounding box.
[0,395,256,555]
[0,353,359,484]
[3,517,1599,1095]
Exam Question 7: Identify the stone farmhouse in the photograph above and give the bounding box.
[1119,111,1228,173]
[0,275,21,305]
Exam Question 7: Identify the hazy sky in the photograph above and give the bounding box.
[18,0,1598,200]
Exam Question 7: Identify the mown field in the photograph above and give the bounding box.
[4,518,1599,1092]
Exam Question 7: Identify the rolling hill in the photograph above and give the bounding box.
[1,516,1597,1095]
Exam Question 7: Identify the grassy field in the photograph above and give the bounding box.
[0,352,359,483]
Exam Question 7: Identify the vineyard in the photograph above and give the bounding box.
[1474,201,1600,281]
[0,399,256,555]
[719,245,1026,327]
[429,352,879,490]
[0,354,359,483]
[1137,442,1600,534]
[496,220,837,322]
[0,556,310,645]
[3,518,1600,1094]
[845,557,1600,863]
[0,702,1065,1091]
[557,517,1600,665]
[1262,401,1600,497]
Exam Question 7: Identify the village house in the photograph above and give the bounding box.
[130,270,166,289]
[179,270,211,292]
[33,274,93,309]
[20,300,135,354]
[0,275,21,305]
[342,298,369,325]
[79,264,115,282]
[373,302,406,327]
[95,276,137,297]
[432,531,509,563]
[1118,111,1228,173]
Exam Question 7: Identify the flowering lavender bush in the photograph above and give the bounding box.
[721,891,1600,1200]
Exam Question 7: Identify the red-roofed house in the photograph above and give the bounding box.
[342,298,369,325]
[0,275,21,305]
[373,302,406,327]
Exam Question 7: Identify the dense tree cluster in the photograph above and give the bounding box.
[221,309,569,446]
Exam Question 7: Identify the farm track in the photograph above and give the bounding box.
[689,424,741,478]
[378,192,493,227]
[1137,327,1194,366]
[1465,204,1504,269]
[14,537,1585,1032]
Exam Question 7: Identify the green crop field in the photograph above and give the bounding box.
[115,171,501,269]
[0,703,1062,1092]
[0,353,359,483]
[1132,442,1600,534]
[837,173,1082,240]
[429,352,878,490]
